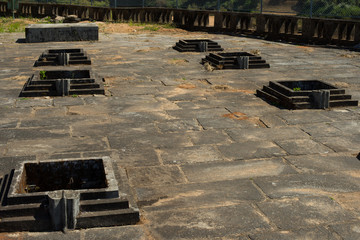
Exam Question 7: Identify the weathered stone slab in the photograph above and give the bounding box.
[320,109,359,121]
[136,179,264,210]
[0,119,18,129]
[330,222,360,240]
[315,135,360,152]
[166,108,229,119]
[71,122,157,138]
[299,123,344,137]
[285,154,360,173]
[108,132,193,150]
[20,115,110,128]
[0,127,69,143]
[181,158,296,183]
[217,141,287,160]
[0,107,32,119]
[329,120,360,135]
[275,139,333,155]
[156,119,202,132]
[53,97,85,107]
[16,98,53,108]
[253,173,360,199]
[109,111,170,123]
[84,225,147,240]
[4,137,108,156]
[277,111,333,125]
[115,149,161,167]
[189,130,232,145]
[226,127,309,142]
[24,231,80,240]
[160,145,223,164]
[257,196,356,230]
[259,114,288,128]
[34,107,67,117]
[145,204,270,239]
[198,117,259,130]
[332,192,360,218]
[127,166,187,187]
[26,23,98,43]
[249,227,338,240]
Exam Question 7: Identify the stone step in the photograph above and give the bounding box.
[80,198,129,212]
[0,203,41,218]
[263,85,308,103]
[25,84,54,90]
[0,214,51,232]
[330,94,352,100]
[173,39,223,52]
[76,208,140,229]
[329,100,359,107]
[69,89,105,95]
[292,102,313,109]
[256,89,281,105]
[70,83,100,89]
[19,90,51,97]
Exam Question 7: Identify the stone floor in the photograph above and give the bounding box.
[0,30,359,239]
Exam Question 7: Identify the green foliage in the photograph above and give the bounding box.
[0,17,26,33]
[39,16,52,24]
[162,23,176,28]
[39,71,47,80]
[293,87,301,91]
[93,0,110,7]
[297,0,360,17]
[142,25,160,31]
[172,0,260,11]
[127,21,175,31]
[7,22,21,32]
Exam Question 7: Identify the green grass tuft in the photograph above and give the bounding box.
[142,25,160,31]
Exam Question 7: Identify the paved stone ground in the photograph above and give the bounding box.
[0,30,360,239]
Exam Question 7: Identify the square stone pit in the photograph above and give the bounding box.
[34,48,91,67]
[19,69,105,97]
[257,80,358,109]
[0,157,139,232]
[8,157,119,205]
[202,52,270,69]
[173,39,224,52]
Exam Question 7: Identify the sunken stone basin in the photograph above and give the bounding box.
[0,157,139,232]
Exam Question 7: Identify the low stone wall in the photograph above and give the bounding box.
[1,1,359,46]
[25,23,98,43]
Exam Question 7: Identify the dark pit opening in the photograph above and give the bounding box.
[19,159,107,193]
[278,80,336,91]
[43,70,90,79]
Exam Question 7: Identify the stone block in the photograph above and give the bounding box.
[25,23,98,43]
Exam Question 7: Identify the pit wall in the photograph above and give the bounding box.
[1,1,359,46]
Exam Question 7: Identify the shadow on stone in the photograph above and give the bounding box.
[16,38,26,44]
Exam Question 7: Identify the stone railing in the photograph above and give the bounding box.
[1,2,359,46]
